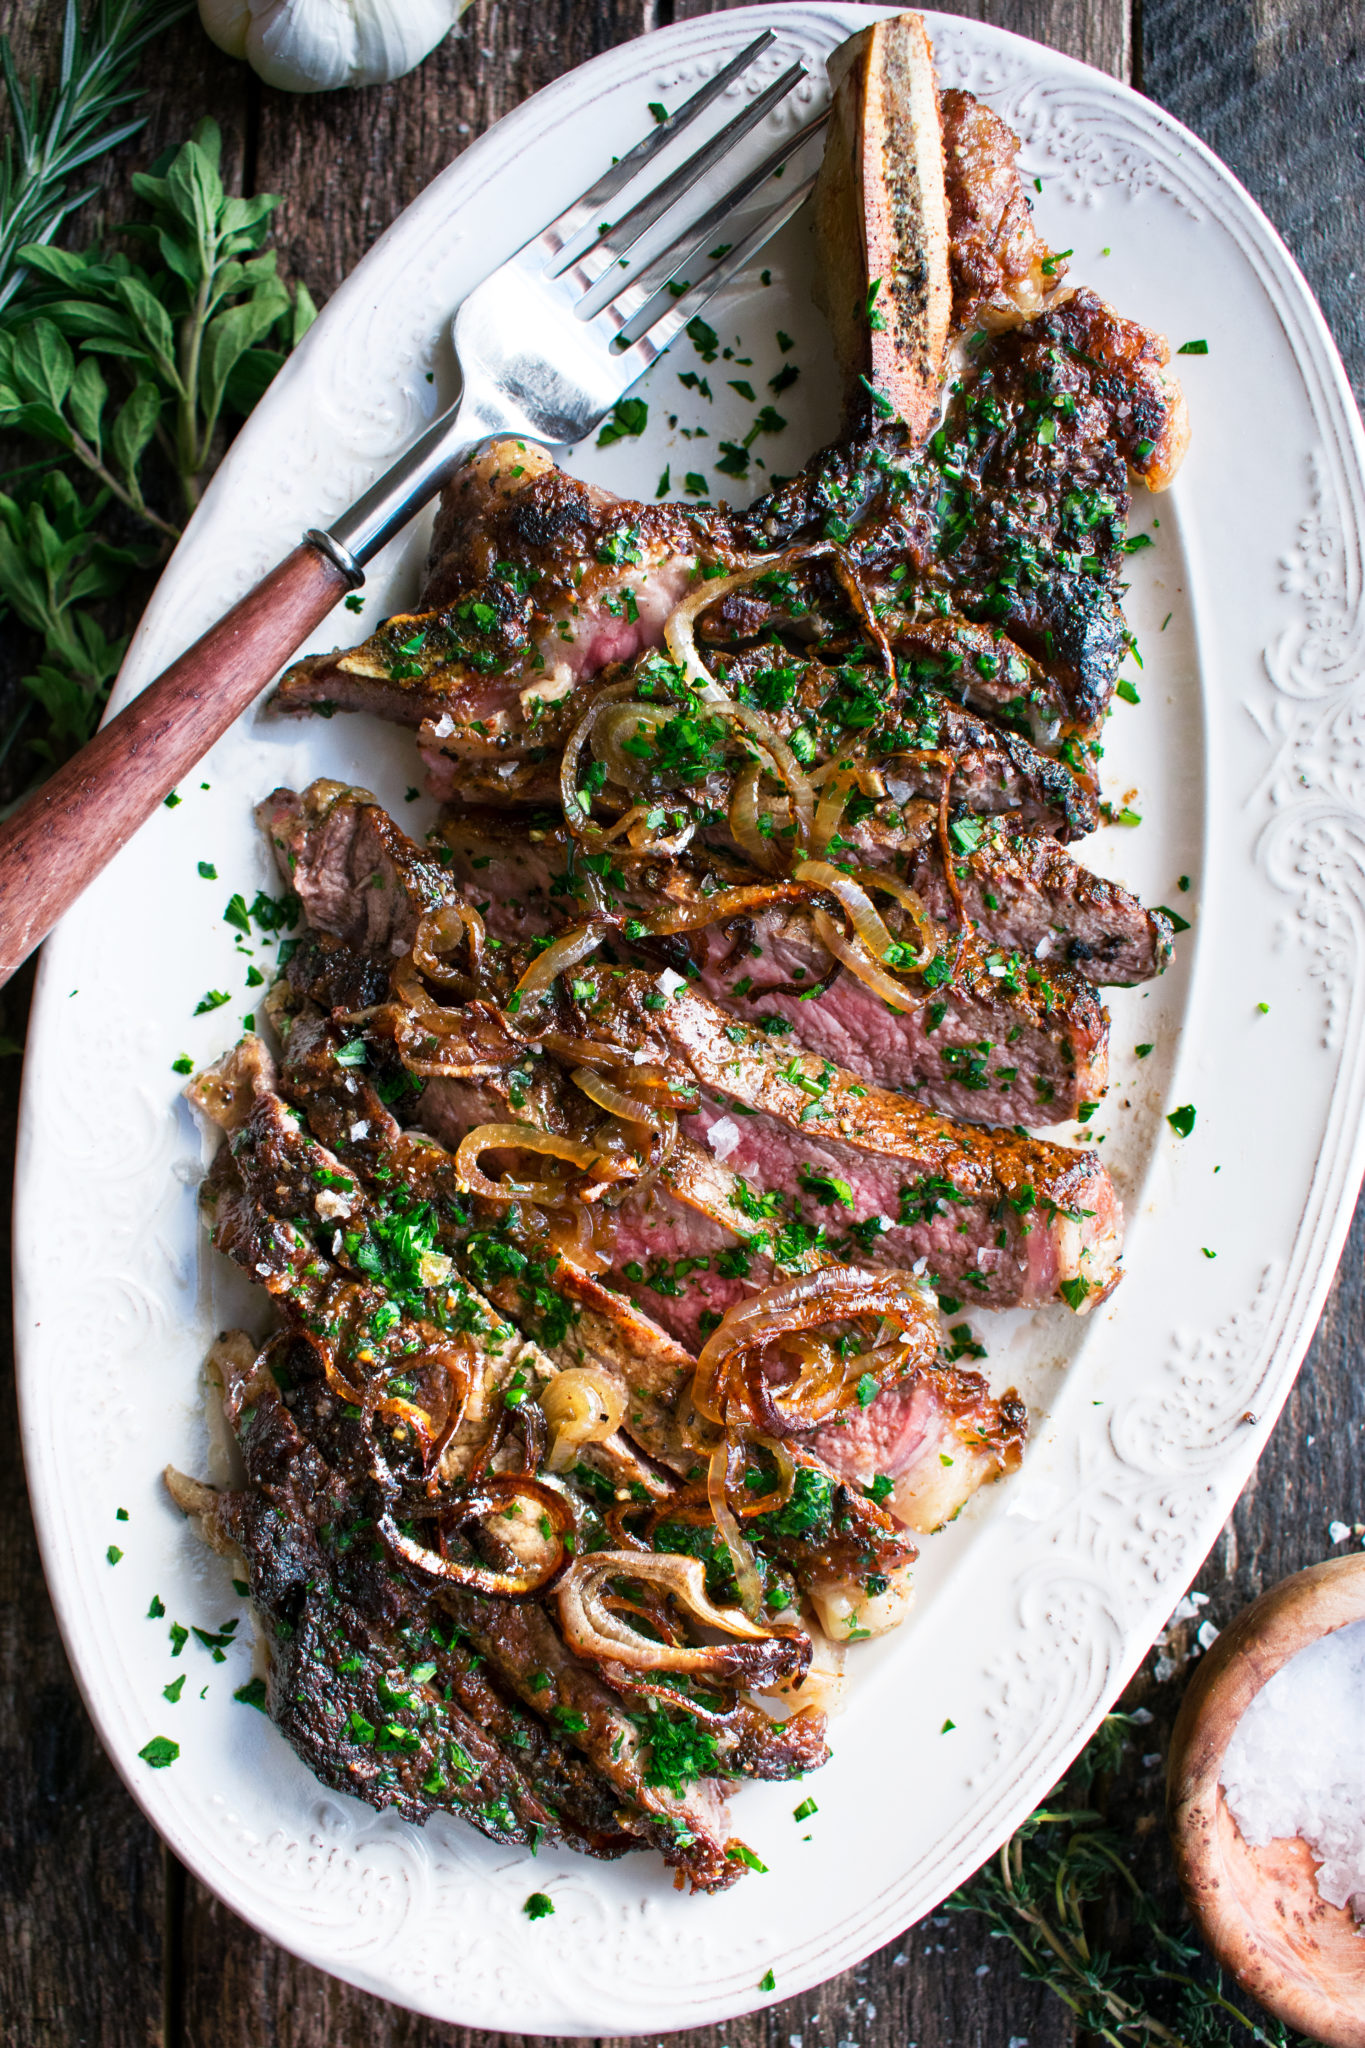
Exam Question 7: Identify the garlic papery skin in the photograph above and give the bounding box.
[197,0,465,93]
[199,0,251,55]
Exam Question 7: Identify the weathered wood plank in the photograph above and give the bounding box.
[0,964,167,2048]
[253,0,661,304]
[1142,0,1365,403]
[671,0,1129,82]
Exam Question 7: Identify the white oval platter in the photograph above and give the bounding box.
[15,5,1365,2031]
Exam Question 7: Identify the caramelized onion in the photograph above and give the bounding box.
[664,559,781,697]
[811,908,913,1013]
[742,1435,796,1519]
[559,679,640,838]
[453,1122,603,1204]
[390,957,475,1032]
[381,1473,571,1595]
[541,1199,614,1274]
[376,1341,473,1479]
[556,1551,808,1682]
[811,765,859,860]
[728,760,783,872]
[513,923,607,1001]
[413,902,485,989]
[599,801,696,856]
[570,1063,661,1128]
[541,1367,626,1473]
[709,695,815,850]
[707,1441,765,1618]
[692,1266,938,1432]
[792,859,901,963]
[851,866,937,965]
[791,858,935,1011]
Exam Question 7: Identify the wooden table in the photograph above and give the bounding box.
[2,2,1362,2041]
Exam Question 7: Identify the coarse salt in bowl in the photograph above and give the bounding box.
[1220,1616,1365,1917]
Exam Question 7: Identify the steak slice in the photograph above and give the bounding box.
[199,1337,638,1855]
[571,965,1123,1315]
[259,785,1121,1314]
[741,291,1185,732]
[941,87,1069,334]
[274,441,720,733]
[808,1363,1026,1536]
[256,777,461,956]
[191,1065,808,1890]
[905,817,1174,986]
[247,999,926,1626]
[438,810,1110,1123]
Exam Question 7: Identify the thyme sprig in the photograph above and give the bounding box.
[0,0,192,316]
[948,1714,1312,2048]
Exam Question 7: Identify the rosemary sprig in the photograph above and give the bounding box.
[0,0,193,315]
[948,1715,1313,2048]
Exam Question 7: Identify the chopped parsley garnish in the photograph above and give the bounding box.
[727,1843,768,1873]
[234,1676,268,1711]
[754,1464,835,1541]
[597,396,648,447]
[686,316,719,362]
[523,1892,555,1919]
[642,1709,721,1796]
[138,1735,179,1768]
[1167,1103,1197,1138]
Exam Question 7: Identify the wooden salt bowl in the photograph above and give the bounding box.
[1168,1554,1365,2046]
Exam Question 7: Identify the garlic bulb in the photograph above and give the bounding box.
[199,0,468,93]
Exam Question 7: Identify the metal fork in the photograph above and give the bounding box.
[0,33,826,979]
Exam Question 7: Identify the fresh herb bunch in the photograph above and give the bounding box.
[0,8,314,805]
[2,119,316,529]
[0,0,193,315]
[948,1713,1312,2048]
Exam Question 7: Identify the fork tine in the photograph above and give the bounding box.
[610,167,821,373]
[552,58,809,282]
[584,109,829,326]
[532,31,776,259]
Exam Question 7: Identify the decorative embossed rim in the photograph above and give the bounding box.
[15,7,1365,2031]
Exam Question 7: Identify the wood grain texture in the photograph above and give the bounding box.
[0,961,167,2048]
[1142,0,1365,403]
[2,1,1363,2043]
[0,544,352,980]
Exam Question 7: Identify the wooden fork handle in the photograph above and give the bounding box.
[0,540,354,986]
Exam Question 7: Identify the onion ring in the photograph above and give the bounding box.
[452,1122,603,1204]
[382,1473,571,1595]
[512,923,608,1001]
[556,1551,808,1681]
[541,1366,626,1474]
[692,1266,939,1432]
